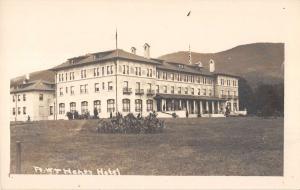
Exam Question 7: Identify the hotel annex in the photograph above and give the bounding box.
[10,43,241,121]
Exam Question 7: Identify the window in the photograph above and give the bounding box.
[13,96,15,102]
[102,67,105,75]
[18,95,20,101]
[13,108,16,115]
[66,87,68,94]
[123,81,128,89]
[185,87,188,94]
[191,88,194,95]
[163,86,167,93]
[50,106,53,115]
[81,101,88,114]
[95,83,99,92]
[102,82,105,90]
[178,74,182,81]
[61,73,64,81]
[23,94,26,101]
[209,89,212,96]
[39,94,43,101]
[146,100,153,111]
[198,88,201,95]
[110,65,113,74]
[156,71,160,79]
[135,67,141,76]
[178,87,182,94]
[94,100,101,113]
[135,99,142,112]
[108,82,113,91]
[23,107,26,115]
[71,86,75,95]
[59,103,65,114]
[122,99,130,112]
[80,84,88,94]
[65,73,68,81]
[107,66,110,75]
[107,99,115,113]
[162,72,167,80]
[59,88,63,96]
[170,73,174,80]
[94,67,99,77]
[123,65,126,74]
[171,86,174,94]
[227,90,230,96]
[81,70,86,78]
[136,82,141,90]
[147,68,153,77]
[221,90,224,95]
[126,65,129,74]
[156,85,159,93]
[18,107,21,115]
[203,89,207,96]
[70,102,76,113]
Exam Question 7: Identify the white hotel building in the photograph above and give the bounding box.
[50,43,240,119]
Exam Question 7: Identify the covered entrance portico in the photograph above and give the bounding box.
[155,93,227,117]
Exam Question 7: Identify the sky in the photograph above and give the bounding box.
[0,0,288,78]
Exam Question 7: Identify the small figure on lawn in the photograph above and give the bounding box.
[27,115,31,122]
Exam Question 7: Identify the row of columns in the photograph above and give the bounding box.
[160,99,229,114]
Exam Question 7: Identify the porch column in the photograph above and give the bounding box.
[199,101,203,114]
[206,101,209,113]
[186,100,189,113]
[236,99,239,111]
[193,100,196,114]
[212,101,215,114]
[231,99,234,112]
[172,99,175,111]
[179,99,182,110]
[217,101,220,113]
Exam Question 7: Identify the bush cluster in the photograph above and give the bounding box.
[97,112,165,134]
[66,109,99,120]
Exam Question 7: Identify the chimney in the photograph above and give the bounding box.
[209,59,215,72]
[143,43,150,59]
[131,47,137,55]
[197,61,203,69]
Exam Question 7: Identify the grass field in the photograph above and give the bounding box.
[10,117,283,176]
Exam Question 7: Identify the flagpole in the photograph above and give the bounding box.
[115,28,118,114]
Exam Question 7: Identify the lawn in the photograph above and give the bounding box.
[10,117,283,176]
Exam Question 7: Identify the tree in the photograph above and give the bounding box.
[94,108,99,119]
[238,77,255,114]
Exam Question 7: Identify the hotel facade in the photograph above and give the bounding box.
[51,43,240,120]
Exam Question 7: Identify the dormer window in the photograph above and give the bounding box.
[178,64,184,69]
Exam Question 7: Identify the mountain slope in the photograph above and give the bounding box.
[159,43,284,88]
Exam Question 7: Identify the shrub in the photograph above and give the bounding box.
[73,111,79,119]
[66,112,73,120]
[172,112,177,118]
[96,112,165,134]
[94,108,99,119]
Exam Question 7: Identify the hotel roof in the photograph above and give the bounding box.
[10,80,55,93]
[51,49,161,71]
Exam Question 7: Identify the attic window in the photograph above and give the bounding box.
[70,59,75,64]
[178,64,184,69]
